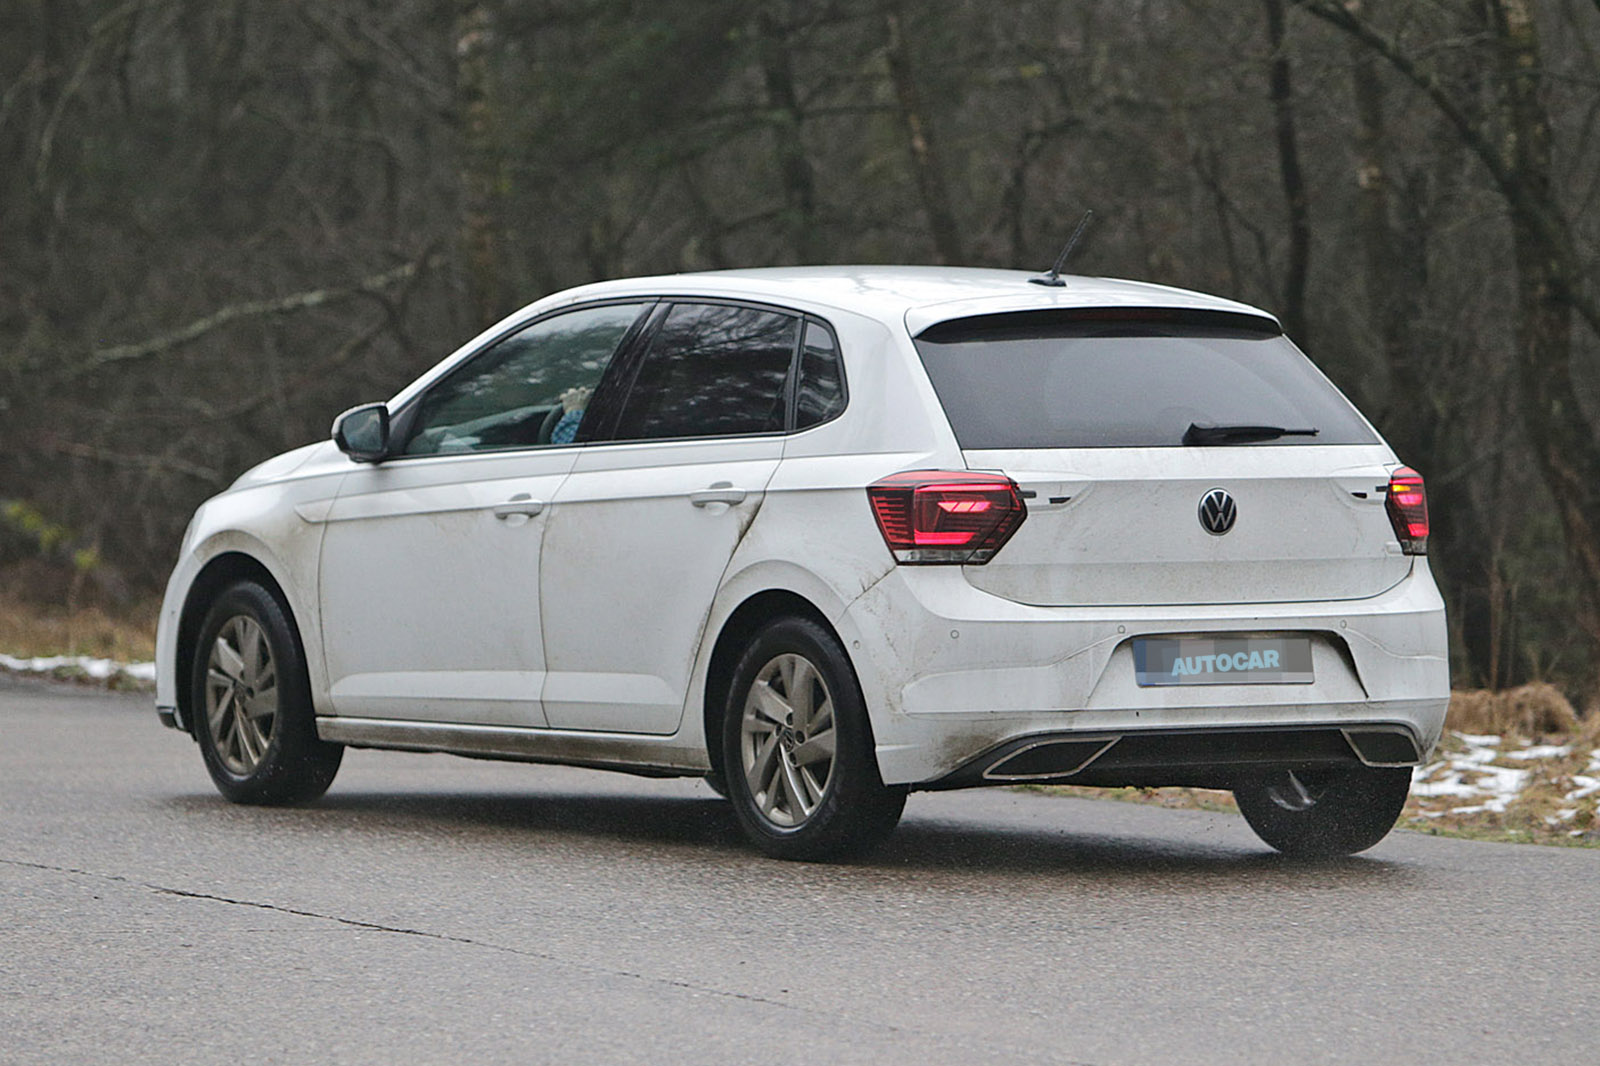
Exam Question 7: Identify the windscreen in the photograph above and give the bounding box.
[913,311,1378,449]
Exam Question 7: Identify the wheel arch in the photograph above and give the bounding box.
[175,552,304,736]
[701,589,844,783]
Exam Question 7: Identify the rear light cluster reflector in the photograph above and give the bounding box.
[1385,466,1429,555]
[866,471,1027,564]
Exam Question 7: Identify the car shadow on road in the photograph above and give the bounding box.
[873,819,1419,888]
[167,786,1420,888]
[161,789,741,851]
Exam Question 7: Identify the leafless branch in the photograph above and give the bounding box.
[34,0,151,193]
[68,253,443,381]
[39,436,226,488]
[1295,0,1600,341]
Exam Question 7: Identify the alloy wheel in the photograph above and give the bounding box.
[204,615,278,775]
[740,652,838,827]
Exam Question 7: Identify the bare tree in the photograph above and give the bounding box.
[1263,0,1312,344]
[1298,0,1600,682]
[455,0,504,327]
[755,1,824,263]
[880,0,964,264]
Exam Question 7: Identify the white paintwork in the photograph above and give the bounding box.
[963,446,1409,606]
[154,441,351,718]
[842,560,1447,784]
[155,266,1451,791]
[318,447,576,726]
[539,435,782,734]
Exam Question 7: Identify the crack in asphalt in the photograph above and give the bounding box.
[2,856,798,1007]
[1,856,1107,1065]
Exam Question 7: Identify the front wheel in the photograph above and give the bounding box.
[190,580,343,805]
[1234,765,1411,858]
[722,616,905,860]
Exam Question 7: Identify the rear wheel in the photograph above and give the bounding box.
[1234,765,1411,857]
[722,616,905,860]
[190,581,342,805]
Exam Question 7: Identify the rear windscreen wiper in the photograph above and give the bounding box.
[1183,423,1320,446]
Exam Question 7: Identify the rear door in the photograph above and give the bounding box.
[912,310,1408,606]
[538,301,804,734]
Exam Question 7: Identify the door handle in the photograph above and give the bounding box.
[492,493,545,519]
[689,482,747,507]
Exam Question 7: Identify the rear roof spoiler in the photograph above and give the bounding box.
[914,306,1284,343]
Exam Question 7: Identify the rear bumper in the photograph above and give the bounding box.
[838,560,1450,786]
[926,720,1427,792]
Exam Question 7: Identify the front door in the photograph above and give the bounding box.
[316,301,651,726]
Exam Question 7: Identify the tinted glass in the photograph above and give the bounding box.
[613,303,799,441]
[914,316,1377,449]
[403,303,645,455]
[795,320,846,428]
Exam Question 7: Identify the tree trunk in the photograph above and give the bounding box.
[881,0,963,265]
[456,1,503,327]
[1263,0,1311,346]
[756,2,823,264]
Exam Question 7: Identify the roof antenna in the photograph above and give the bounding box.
[1029,209,1093,287]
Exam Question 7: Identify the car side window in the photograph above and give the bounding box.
[610,303,800,442]
[401,303,647,456]
[795,319,846,429]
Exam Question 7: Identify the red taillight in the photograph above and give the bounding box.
[866,471,1027,564]
[1385,466,1429,555]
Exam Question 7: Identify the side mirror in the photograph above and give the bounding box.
[332,403,391,463]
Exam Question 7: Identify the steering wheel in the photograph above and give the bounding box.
[536,404,565,445]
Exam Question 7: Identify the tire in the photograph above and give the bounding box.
[1234,765,1411,858]
[190,580,343,805]
[722,616,906,860]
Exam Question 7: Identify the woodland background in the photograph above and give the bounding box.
[2,0,1599,705]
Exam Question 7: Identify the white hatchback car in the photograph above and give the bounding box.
[155,267,1449,859]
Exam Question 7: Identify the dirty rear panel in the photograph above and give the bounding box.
[958,446,1408,606]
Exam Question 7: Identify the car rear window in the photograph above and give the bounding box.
[913,310,1378,449]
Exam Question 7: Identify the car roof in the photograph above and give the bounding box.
[539,266,1278,335]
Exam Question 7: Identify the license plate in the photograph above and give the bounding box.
[1133,635,1314,686]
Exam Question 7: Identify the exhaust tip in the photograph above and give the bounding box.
[983,737,1118,782]
[1343,728,1422,767]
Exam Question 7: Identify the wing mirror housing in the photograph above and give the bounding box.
[332,403,391,463]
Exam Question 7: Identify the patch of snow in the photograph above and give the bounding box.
[1411,732,1528,813]
[1566,775,1600,802]
[1506,743,1572,760]
[1410,766,1483,799]
[0,653,155,683]
[1426,803,1494,817]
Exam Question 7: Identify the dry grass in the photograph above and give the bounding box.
[1404,724,1600,846]
[1444,683,1584,737]
[0,593,157,662]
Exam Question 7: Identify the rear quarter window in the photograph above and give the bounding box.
[913,310,1378,449]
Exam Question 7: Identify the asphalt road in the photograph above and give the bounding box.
[3,674,1597,1065]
